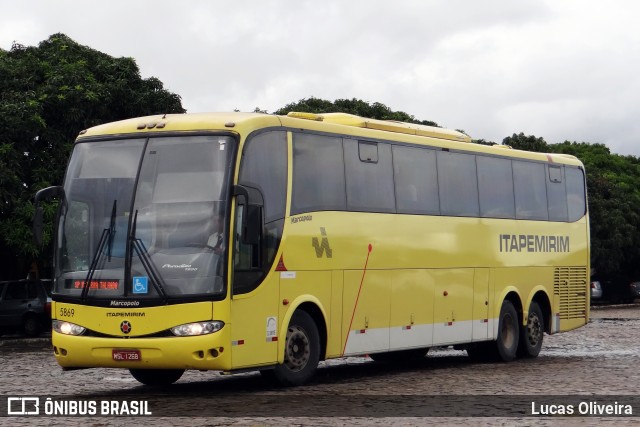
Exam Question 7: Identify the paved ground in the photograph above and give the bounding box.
[1,304,639,426]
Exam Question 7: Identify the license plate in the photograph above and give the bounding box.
[112,349,141,362]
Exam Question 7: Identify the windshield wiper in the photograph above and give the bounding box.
[107,200,117,261]
[82,199,117,301]
[129,210,169,304]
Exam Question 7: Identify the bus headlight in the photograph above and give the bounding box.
[171,321,224,336]
[53,320,86,336]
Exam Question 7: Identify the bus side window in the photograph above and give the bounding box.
[234,205,258,270]
[437,151,479,217]
[513,160,549,220]
[392,145,440,215]
[344,140,395,213]
[234,131,287,295]
[477,156,515,219]
[566,167,587,221]
[547,165,568,222]
[292,133,346,214]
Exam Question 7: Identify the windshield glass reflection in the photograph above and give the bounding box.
[55,135,234,301]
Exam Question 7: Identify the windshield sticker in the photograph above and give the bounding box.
[132,276,149,294]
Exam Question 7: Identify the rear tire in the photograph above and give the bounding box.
[495,300,519,362]
[272,310,320,386]
[517,301,544,358]
[129,369,184,386]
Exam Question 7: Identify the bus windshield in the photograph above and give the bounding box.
[55,135,235,302]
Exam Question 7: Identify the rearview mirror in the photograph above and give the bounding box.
[32,185,65,246]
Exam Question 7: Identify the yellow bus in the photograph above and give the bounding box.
[34,111,590,386]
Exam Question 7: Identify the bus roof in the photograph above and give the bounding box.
[76,112,582,167]
[284,112,471,143]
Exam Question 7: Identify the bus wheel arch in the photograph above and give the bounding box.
[279,300,328,361]
[533,291,552,335]
[272,308,322,386]
[295,302,328,361]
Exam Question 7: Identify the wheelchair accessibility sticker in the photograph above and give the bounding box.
[132,276,149,294]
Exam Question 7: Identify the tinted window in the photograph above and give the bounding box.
[359,141,378,163]
[239,131,287,223]
[547,165,569,221]
[6,283,28,300]
[292,133,346,214]
[513,161,548,220]
[566,167,586,221]
[549,165,562,183]
[437,151,479,216]
[344,140,395,213]
[477,156,515,219]
[393,145,440,215]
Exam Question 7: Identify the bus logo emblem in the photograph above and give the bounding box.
[312,227,333,258]
[120,321,132,334]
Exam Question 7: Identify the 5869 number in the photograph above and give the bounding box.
[59,307,75,317]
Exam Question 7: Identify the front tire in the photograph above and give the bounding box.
[517,301,544,358]
[272,310,320,386]
[129,369,184,386]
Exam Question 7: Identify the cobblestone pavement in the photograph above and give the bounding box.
[1,304,639,426]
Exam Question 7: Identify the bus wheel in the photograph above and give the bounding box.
[129,369,184,386]
[495,300,519,362]
[273,310,320,386]
[517,301,544,358]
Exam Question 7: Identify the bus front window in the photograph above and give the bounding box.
[56,135,234,301]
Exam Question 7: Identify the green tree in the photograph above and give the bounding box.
[472,138,496,146]
[503,132,549,152]
[0,34,185,279]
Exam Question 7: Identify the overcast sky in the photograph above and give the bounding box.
[2,0,639,155]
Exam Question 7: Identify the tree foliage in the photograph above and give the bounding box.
[503,132,549,152]
[0,34,185,278]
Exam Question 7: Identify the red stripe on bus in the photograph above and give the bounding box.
[343,244,373,355]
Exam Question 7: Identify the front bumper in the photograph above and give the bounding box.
[52,328,231,371]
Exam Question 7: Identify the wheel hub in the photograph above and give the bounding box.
[527,313,542,346]
[284,325,310,372]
